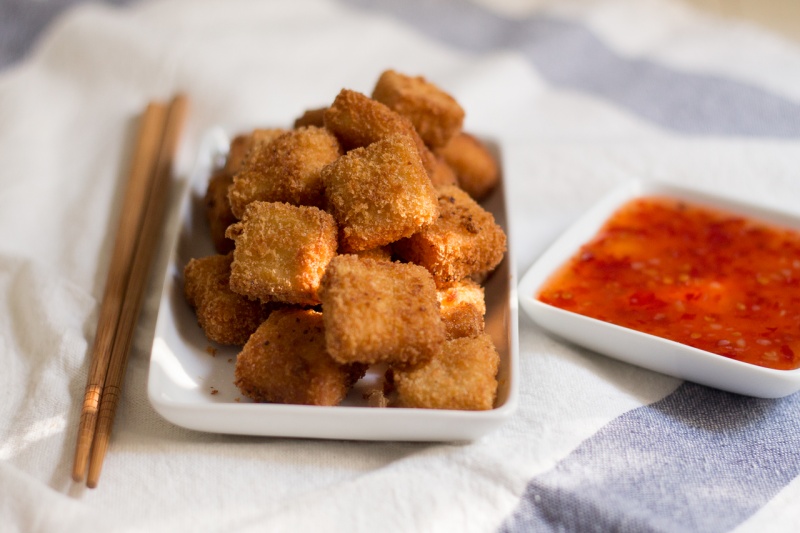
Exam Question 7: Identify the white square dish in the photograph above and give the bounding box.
[518,179,800,399]
[147,127,519,440]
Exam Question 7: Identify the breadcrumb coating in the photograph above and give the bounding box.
[224,129,286,176]
[204,170,237,254]
[353,246,393,262]
[319,255,445,366]
[436,132,499,201]
[223,134,251,176]
[205,130,288,254]
[371,69,464,149]
[437,278,486,340]
[183,253,271,345]
[393,185,506,287]
[234,309,366,405]
[293,107,327,128]
[322,88,439,177]
[228,126,341,217]
[393,334,499,410]
[226,201,338,305]
[321,134,439,252]
[429,156,458,188]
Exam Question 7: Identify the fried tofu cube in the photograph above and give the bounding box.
[183,254,271,345]
[436,132,499,201]
[393,185,506,286]
[226,201,338,305]
[228,126,341,217]
[353,245,393,262]
[319,255,445,366]
[437,278,486,340]
[293,106,327,128]
[429,156,458,188]
[204,170,237,254]
[223,134,251,176]
[321,134,439,252]
[234,309,366,405]
[323,88,417,150]
[206,129,292,253]
[249,127,288,149]
[322,88,438,176]
[371,70,464,149]
[224,129,286,176]
[392,334,499,410]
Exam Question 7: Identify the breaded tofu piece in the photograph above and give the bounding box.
[392,334,499,410]
[321,134,439,252]
[393,185,506,287]
[371,70,464,149]
[204,170,237,254]
[429,156,458,188]
[319,255,445,366]
[228,126,341,217]
[293,107,327,128]
[250,127,288,149]
[226,201,338,305]
[437,278,486,340]
[224,129,286,176]
[205,130,287,253]
[352,245,393,262]
[183,253,271,345]
[234,309,366,405]
[322,89,438,176]
[223,134,252,176]
[436,132,499,201]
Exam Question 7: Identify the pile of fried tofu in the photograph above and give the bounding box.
[184,70,506,410]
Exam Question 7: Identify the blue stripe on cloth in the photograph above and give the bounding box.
[339,0,800,138]
[499,382,800,533]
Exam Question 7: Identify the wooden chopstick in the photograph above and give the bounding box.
[72,102,168,482]
[86,94,188,488]
[72,95,188,487]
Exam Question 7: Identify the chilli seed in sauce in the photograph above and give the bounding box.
[538,196,800,370]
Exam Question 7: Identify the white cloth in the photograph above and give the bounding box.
[2,0,800,531]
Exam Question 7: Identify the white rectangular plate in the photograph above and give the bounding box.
[518,179,800,398]
[147,128,519,440]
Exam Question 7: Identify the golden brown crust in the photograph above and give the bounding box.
[352,246,393,262]
[393,185,506,287]
[371,69,464,149]
[223,134,251,176]
[224,129,286,176]
[249,128,288,149]
[234,309,366,405]
[322,89,439,177]
[206,130,289,254]
[293,107,327,128]
[183,254,271,345]
[428,156,458,188]
[437,278,486,340]
[226,201,338,305]
[393,334,499,410]
[319,255,445,366]
[204,171,237,254]
[435,132,499,201]
[323,88,415,150]
[228,126,341,217]
[321,134,439,252]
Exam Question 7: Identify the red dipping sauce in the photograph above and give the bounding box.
[538,196,800,370]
